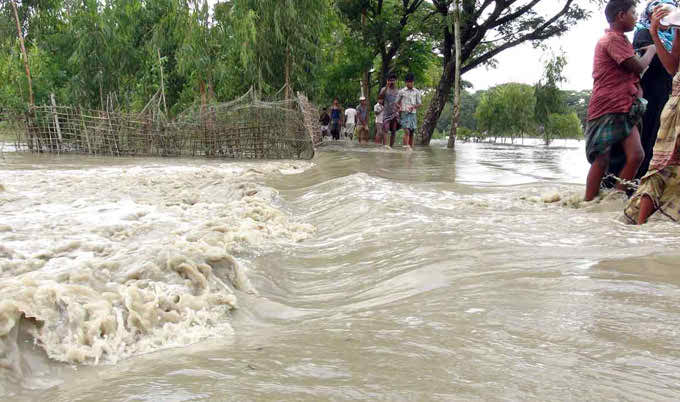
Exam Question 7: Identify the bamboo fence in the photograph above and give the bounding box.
[0,88,320,160]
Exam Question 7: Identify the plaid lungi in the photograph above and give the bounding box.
[585,98,646,163]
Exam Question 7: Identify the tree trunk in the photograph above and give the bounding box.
[11,0,33,107]
[447,1,462,149]
[419,62,454,145]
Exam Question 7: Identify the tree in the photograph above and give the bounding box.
[563,89,591,128]
[475,83,535,141]
[534,51,567,127]
[336,0,432,87]
[10,0,33,107]
[418,0,588,145]
[447,0,462,149]
[231,0,329,98]
[437,87,481,133]
[544,112,582,144]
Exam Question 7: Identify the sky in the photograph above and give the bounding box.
[464,1,624,92]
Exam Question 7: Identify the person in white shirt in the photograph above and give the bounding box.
[344,107,357,140]
[374,95,385,145]
[398,72,422,149]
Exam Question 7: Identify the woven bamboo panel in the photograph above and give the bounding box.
[2,89,319,160]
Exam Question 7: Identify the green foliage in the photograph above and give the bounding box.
[475,83,536,139]
[563,89,591,128]
[0,0,332,114]
[544,112,583,145]
[437,89,482,133]
[231,0,330,97]
[0,0,589,140]
[534,52,567,126]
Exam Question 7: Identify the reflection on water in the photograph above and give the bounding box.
[2,139,680,401]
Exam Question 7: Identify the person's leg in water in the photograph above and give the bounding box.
[585,152,610,201]
[389,120,397,148]
[637,194,657,224]
[617,126,645,192]
[403,128,410,148]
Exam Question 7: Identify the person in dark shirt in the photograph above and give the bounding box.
[319,108,331,138]
[329,99,344,140]
[607,0,677,188]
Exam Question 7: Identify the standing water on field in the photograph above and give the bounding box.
[2,139,680,400]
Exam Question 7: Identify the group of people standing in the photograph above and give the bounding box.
[319,72,422,149]
[586,0,680,224]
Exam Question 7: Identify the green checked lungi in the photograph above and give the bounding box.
[585,98,646,163]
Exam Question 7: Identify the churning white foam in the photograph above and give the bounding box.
[0,160,314,387]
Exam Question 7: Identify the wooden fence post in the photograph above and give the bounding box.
[50,94,62,151]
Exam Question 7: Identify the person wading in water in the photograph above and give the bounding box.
[397,72,422,150]
[379,72,401,148]
[583,0,656,201]
[607,0,677,188]
[625,5,680,223]
[330,98,344,141]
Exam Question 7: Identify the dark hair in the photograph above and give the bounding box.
[405,72,415,82]
[388,72,397,80]
[605,0,634,23]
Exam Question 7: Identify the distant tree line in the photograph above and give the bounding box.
[1,0,589,142]
[435,53,591,145]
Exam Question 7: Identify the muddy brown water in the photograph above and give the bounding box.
[1,139,679,401]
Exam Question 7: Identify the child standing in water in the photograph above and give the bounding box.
[584,0,657,201]
[356,96,370,144]
[625,5,680,224]
[398,72,422,150]
[330,98,343,140]
[374,95,385,145]
[379,72,401,148]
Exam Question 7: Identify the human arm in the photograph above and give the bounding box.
[651,7,680,75]
[620,44,656,75]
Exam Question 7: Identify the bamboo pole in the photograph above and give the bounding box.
[50,94,63,147]
[79,106,92,154]
[11,1,33,107]
[447,0,462,149]
[11,0,37,151]
[361,8,370,104]
[284,45,291,100]
[157,49,167,116]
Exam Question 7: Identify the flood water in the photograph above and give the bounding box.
[2,139,680,401]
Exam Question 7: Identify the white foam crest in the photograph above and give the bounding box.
[0,161,315,381]
[519,186,628,211]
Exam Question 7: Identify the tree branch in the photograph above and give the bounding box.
[461,0,574,73]
[490,0,542,29]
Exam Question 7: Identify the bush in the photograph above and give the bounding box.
[544,112,582,145]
